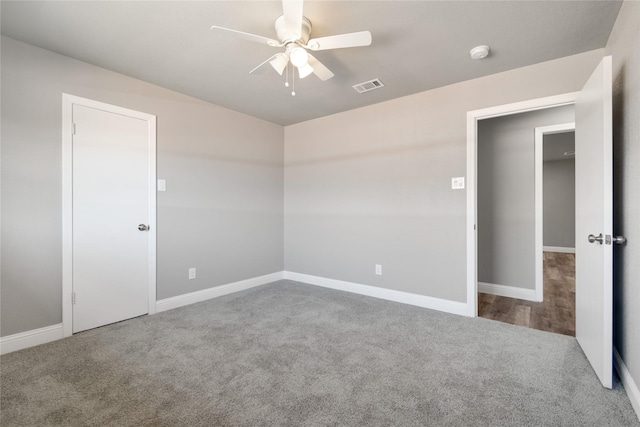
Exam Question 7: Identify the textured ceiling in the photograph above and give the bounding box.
[0,1,622,125]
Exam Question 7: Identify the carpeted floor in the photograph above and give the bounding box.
[1,281,638,426]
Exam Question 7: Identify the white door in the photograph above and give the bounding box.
[575,55,613,388]
[72,103,151,333]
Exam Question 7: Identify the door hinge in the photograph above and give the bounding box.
[72,123,76,135]
[72,292,76,305]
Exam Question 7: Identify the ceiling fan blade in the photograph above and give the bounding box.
[250,54,282,74]
[307,53,334,81]
[211,26,282,47]
[282,0,303,40]
[306,31,372,51]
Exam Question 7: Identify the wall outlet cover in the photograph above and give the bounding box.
[452,177,465,190]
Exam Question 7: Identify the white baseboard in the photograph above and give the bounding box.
[478,282,538,302]
[543,246,576,254]
[614,347,640,421]
[156,271,284,313]
[284,271,468,317]
[0,323,64,355]
[0,272,285,355]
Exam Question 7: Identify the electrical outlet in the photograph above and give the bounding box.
[188,268,196,280]
[375,264,382,275]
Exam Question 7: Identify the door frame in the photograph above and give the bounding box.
[466,92,578,317]
[534,123,576,302]
[62,94,157,337]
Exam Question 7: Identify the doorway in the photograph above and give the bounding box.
[465,92,578,319]
[536,125,576,301]
[62,94,157,336]
[474,106,576,335]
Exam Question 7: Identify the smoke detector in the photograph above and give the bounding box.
[470,45,490,60]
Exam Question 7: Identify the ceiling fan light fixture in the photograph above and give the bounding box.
[269,53,289,75]
[290,46,309,67]
[212,0,373,88]
[298,63,314,79]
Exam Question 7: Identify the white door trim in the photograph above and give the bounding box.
[466,92,578,317]
[62,94,157,338]
[534,123,575,302]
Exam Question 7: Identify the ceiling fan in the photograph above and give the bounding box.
[210,0,372,83]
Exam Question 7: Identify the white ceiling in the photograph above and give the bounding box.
[1,1,622,126]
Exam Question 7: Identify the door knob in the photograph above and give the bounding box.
[612,236,627,245]
[138,224,149,231]
[588,233,603,244]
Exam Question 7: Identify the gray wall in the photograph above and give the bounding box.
[284,50,603,302]
[606,0,640,401]
[477,106,575,290]
[1,37,284,337]
[543,158,575,249]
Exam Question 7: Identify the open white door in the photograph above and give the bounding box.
[575,55,613,389]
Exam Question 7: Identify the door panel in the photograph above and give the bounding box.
[575,55,613,388]
[72,104,150,333]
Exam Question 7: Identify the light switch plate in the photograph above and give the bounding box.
[452,177,465,190]
[158,179,166,192]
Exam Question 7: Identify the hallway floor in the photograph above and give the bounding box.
[478,252,576,336]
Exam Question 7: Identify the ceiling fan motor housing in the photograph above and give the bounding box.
[275,15,312,45]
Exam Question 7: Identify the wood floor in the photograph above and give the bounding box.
[478,252,575,336]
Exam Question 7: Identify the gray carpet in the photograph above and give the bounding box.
[1,281,638,426]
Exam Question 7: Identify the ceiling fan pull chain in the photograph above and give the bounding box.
[285,62,290,87]
[292,71,296,96]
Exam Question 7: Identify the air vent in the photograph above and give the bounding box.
[353,78,384,94]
